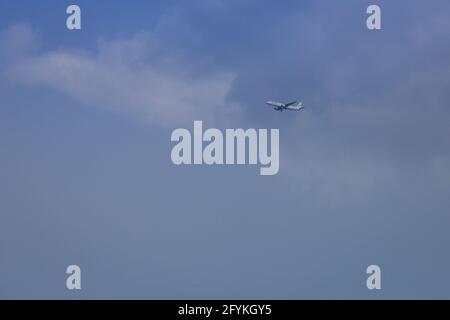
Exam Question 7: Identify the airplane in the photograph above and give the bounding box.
[266,100,305,112]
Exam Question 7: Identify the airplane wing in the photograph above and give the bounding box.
[284,101,298,107]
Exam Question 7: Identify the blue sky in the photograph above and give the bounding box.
[1,0,450,299]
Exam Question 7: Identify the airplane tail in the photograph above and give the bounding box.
[286,101,304,110]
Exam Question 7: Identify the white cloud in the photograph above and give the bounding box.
[0,22,37,59]
[3,25,238,127]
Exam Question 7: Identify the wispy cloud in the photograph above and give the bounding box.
[2,24,238,127]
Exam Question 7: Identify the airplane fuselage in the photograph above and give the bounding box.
[266,100,305,112]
